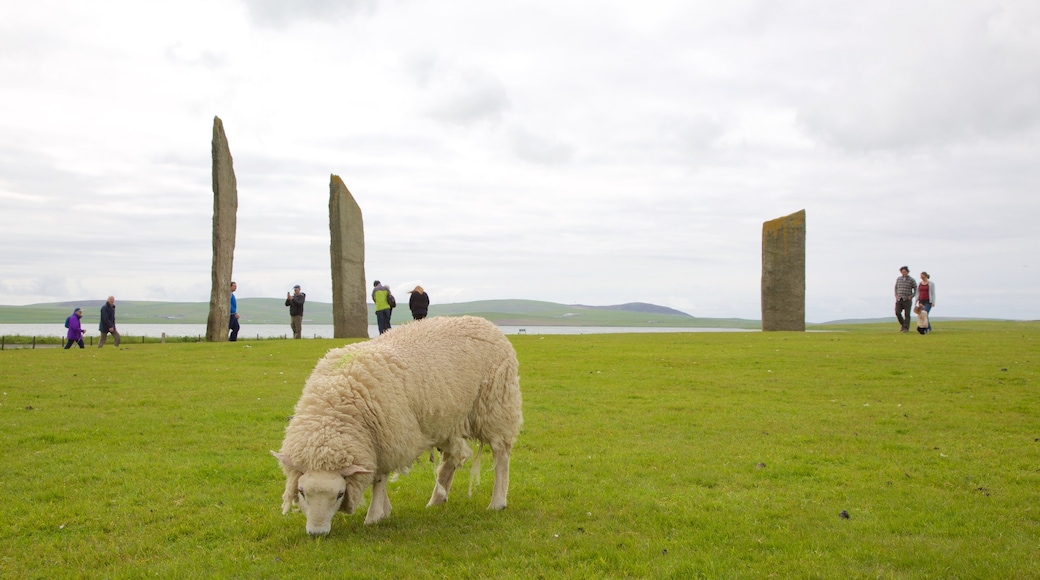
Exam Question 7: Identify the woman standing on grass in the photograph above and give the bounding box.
[408,285,430,320]
[918,272,935,333]
[64,307,85,349]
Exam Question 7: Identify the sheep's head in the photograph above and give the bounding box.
[273,452,372,536]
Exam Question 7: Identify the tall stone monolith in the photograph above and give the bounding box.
[205,116,238,342]
[329,174,368,338]
[761,209,805,331]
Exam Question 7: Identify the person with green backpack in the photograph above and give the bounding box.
[372,280,394,335]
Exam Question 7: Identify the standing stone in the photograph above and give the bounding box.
[761,209,805,331]
[329,174,368,338]
[205,116,238,342]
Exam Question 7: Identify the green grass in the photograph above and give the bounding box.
[1,322,1038,578]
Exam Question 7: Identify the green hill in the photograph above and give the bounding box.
[0,299,760,328]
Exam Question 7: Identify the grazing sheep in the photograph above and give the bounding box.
[273,315,523,536]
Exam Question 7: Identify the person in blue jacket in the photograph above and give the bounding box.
[229,281,240,341]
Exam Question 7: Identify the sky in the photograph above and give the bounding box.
[1,0,1038,322]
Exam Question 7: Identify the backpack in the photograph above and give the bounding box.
[64,316,71,328]
[387,293,396,308]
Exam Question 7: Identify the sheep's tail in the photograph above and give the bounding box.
[468,444,484,496]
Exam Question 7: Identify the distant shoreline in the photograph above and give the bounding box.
[0,299,1030,327]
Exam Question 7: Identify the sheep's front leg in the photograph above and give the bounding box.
[365,473,392,525]
[488,441,512,510]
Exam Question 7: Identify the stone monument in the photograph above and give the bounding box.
[761,209,805,331]
[205,116,238,342]
[329,174,369,338]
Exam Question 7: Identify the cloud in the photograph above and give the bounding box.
[797,1,1040,151]
[405,51,513,126]
[242,0,376,28]
[424,68,512,127]
[0,275,90,303]
[507,126,574,165]
[165,43,225,69]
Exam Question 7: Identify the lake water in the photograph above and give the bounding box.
[0,323,754,340]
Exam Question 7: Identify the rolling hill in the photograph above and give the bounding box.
[0,299,761,328]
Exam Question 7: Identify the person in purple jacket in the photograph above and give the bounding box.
[64,307,85,349]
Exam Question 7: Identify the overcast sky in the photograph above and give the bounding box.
[1,0,1038,322]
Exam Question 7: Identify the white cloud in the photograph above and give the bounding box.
[243,0,377,28]
[797,1,1040,151]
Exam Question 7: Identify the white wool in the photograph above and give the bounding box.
[275,316,523,534]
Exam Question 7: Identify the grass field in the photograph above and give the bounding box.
[1,320,1038,578]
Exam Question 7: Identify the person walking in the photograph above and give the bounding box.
[408,285,430,320]
[98,296,121,348]
[917,271,935,333]
[372,280,393,334]
[894,266,917,333]
[229,281,240,342]
[285,285,306,339]
[64,307,85,349]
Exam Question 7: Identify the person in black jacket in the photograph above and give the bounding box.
[407,286,430,320]
[285,285,306,339]
[98,295,121,348]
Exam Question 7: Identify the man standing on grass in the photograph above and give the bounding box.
[372,280,393,334]
[286,284,306,339]
[894,266,917,333]
[98,295,121,348]
[229,281,240,342]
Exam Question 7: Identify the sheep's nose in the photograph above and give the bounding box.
[307,527,330,537]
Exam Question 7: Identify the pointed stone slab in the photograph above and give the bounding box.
[329,174,368,338]
[761,209,805,331]
[205,116,238,342]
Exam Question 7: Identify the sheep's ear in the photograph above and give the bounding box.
[281,470,301,515]
[271,451,304,473]
[339,465,372,478]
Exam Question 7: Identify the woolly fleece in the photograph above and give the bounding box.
[275,315,523,535]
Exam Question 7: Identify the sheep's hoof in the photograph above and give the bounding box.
[427,494,447,507]
[427,482,448,507]
[364,513,386,525]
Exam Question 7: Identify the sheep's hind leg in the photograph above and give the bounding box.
[428,439,473,507]
[488,441,512,510]
[365,473,392,525]
[427,455,458,507]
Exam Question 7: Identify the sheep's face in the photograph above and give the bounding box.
[297,471,348,536]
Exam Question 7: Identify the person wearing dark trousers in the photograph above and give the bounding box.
[408,285,430,320]
[64,307,85,349]
[372,280,393,334]
[98,296,121,348]
[229,281,240,341]
[917,272,935,333]
[285,285,306,339]
[894,266,917,333]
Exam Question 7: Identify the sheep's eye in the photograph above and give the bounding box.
[337,491,345,499]
[298,488,305,499]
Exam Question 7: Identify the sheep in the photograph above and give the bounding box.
[272,315,523,536]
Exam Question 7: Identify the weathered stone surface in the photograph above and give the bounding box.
[329,174,368,338]
[761,209,805,331]
[205,116,238,342]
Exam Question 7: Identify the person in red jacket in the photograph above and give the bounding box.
[917,272,935,333]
